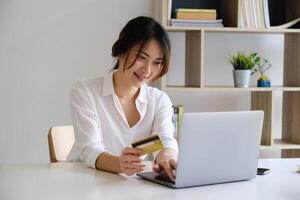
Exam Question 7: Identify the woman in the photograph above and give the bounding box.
[67,16,178,181]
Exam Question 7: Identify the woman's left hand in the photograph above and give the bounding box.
[152,148,177,182]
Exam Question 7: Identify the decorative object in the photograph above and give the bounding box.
[252,53,272,87]
[230,52,256,88]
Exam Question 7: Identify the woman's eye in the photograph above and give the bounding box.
[138,55,146,60]
[154,62,162,66]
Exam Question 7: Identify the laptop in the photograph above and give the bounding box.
[137,111,264,188]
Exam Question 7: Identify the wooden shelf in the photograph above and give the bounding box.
[166,26,300,33]
[153,0,300,157]
[261,139,300,150]
[165,86,300,92]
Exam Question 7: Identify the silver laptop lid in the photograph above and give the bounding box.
[175,111,264,188]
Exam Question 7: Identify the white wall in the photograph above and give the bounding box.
[0,0,282,163]
[0,0,151,164]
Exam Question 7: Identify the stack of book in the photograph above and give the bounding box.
[171,8,223,27]
[238,0,300,29]
[172,105,183,144]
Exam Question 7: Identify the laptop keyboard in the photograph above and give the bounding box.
[155,173,173,183]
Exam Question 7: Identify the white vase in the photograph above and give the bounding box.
[233,70,251,88]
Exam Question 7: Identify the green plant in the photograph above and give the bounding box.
[252,53,272,79]
[230,52,256,71]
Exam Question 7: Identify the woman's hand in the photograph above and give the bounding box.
[119,147,145,176]
[153,148,177,182]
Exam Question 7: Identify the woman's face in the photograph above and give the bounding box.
[118,39,164,88]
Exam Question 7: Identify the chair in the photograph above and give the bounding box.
[48,126,75,163]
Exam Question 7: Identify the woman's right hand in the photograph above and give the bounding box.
[119,147,145,176]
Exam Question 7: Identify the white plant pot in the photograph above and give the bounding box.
[233,70,251,88]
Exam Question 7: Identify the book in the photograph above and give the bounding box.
[244,0,252,28]
[167,0,172,26]
[171,19,223,27]
[262,0,270,28]
[172,106,178,140]
[172,105,184,144]
[238,0,245,28]
[257,0,265,28]
[177,105,183,144]
[251,0,258,28]
[176,8,217,20]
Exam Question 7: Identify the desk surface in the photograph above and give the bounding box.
[0,159,299,200]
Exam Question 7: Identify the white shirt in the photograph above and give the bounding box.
[67,72,178,168]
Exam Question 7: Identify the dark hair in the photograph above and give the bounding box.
[111,16,171,81]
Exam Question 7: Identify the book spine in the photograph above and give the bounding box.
[177,105,184,144]
[172,105,184,144]
[176,12,217,20]
[167,0,172,26]
[244,0,251,28]
[258,0,265,28]
[263,0,270,28]
[172,106,179,140]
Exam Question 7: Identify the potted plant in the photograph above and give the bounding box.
[252,53,272,87]
[230,52,256,88]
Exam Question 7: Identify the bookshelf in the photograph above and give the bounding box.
[153,0,300,157]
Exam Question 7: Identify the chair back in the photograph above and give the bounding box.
[48,126,75,162]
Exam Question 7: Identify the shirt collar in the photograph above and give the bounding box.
[137,85,148,104]
[102,73,115,96]
[102,72,148,104]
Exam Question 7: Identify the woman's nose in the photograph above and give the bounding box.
[142,61,151,74]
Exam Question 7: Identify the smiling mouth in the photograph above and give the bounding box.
[134,72,148,81]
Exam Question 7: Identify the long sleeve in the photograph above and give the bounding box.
[68,81,106,168]
[152,93,178,154]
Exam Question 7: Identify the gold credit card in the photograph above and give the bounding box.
[132,135,164,155]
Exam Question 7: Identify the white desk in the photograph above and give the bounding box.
[0,159,299,200]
